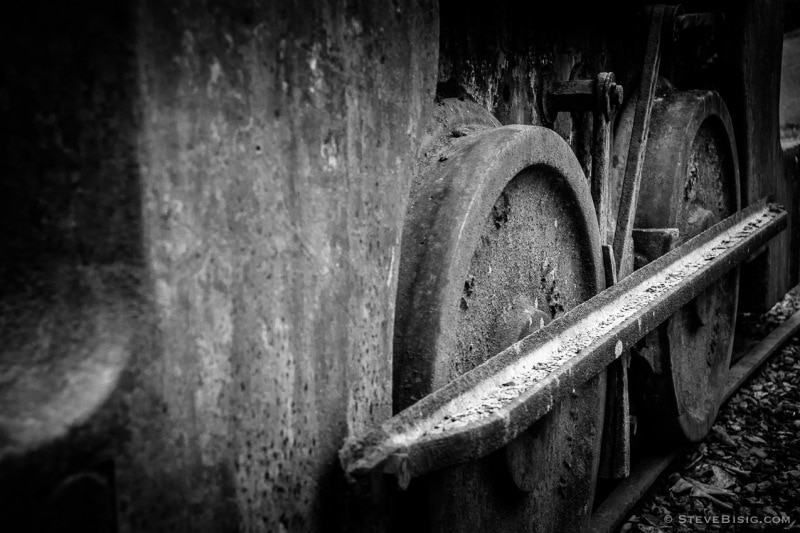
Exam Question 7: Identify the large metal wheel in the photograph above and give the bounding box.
[614,89,740,443]
[393,100,607,532]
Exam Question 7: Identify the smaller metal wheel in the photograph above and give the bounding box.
[614,89,740,443]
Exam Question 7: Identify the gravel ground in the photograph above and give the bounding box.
[622,288,800,532]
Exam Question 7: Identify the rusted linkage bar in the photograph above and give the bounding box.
[340,200,786,489]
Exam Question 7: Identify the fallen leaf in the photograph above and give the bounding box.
[670,477,693,495]
[710,465,737,489]
[751,447,768,459]
[716,462,750,476]
[641,514,660,526]
[672,476,739,510]
[711,426,737,447]
[689,485,734,510]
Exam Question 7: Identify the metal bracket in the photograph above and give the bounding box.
[633,227,681,269]
[541,72,624,125]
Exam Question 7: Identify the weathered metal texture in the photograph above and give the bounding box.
[632,228,680,270]
[0,1,438,531]
[541,74,623,123]
[132,2,438,531]
[591,307,800,533]
[669,10,726,90]
[598,244,631,481]
[720,0,787,311]
[592,74,619,242]
[436,2,630,130]
[599,350,631,480]
[342,199,786,485]
[394,114,604,409]
[634,92,740,232]
[781,29,800,139]
[783,140,800,287]
[632,89,741,443]
[391,113,606,531]
[541,71,622,242]
[0,3,144,530]
[611,5,678,275]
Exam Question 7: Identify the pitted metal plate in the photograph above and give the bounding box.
[428,168,605,532]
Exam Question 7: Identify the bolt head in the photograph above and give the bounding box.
[610,84,624,107]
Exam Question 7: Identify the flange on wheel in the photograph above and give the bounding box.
[614,89,740,443]
[392,100,606,532]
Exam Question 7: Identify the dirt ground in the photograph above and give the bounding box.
[622,289,800,532]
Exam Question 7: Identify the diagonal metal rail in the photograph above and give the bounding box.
[340,200,786,489]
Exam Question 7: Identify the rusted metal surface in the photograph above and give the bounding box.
[633,228,680,269]
[0,2,439,531]
[598,244,630,480]
[592,74,618,241]
[723,0,786,311]
[394,116,604,409]
[783,140,800,287]
[437,3,621,127]
[0,2,791,531]
[541,74,623,124]
[590,308,800,533]
[675,12,723,34]
[599,351,631,479]
[670,10,726,89]
[392,115,606,532]
[589,450,683,533]
[541,71,622,243]
[612,5,677,274]
[341,200,786,488]
[632,89,741,443]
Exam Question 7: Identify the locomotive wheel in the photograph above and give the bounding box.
[615,89,740,442]
[393,100,607,532]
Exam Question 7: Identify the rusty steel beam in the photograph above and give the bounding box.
[340,200,786,489]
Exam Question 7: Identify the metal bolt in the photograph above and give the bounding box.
[610,84,624,108]
[595,72,623,120]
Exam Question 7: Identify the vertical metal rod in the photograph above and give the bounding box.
[611,5,668,272]
[598,245,631,479]
[592,110,612,244]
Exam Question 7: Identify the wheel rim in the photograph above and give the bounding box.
[393,100,606,531]
[627,89,740,442]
